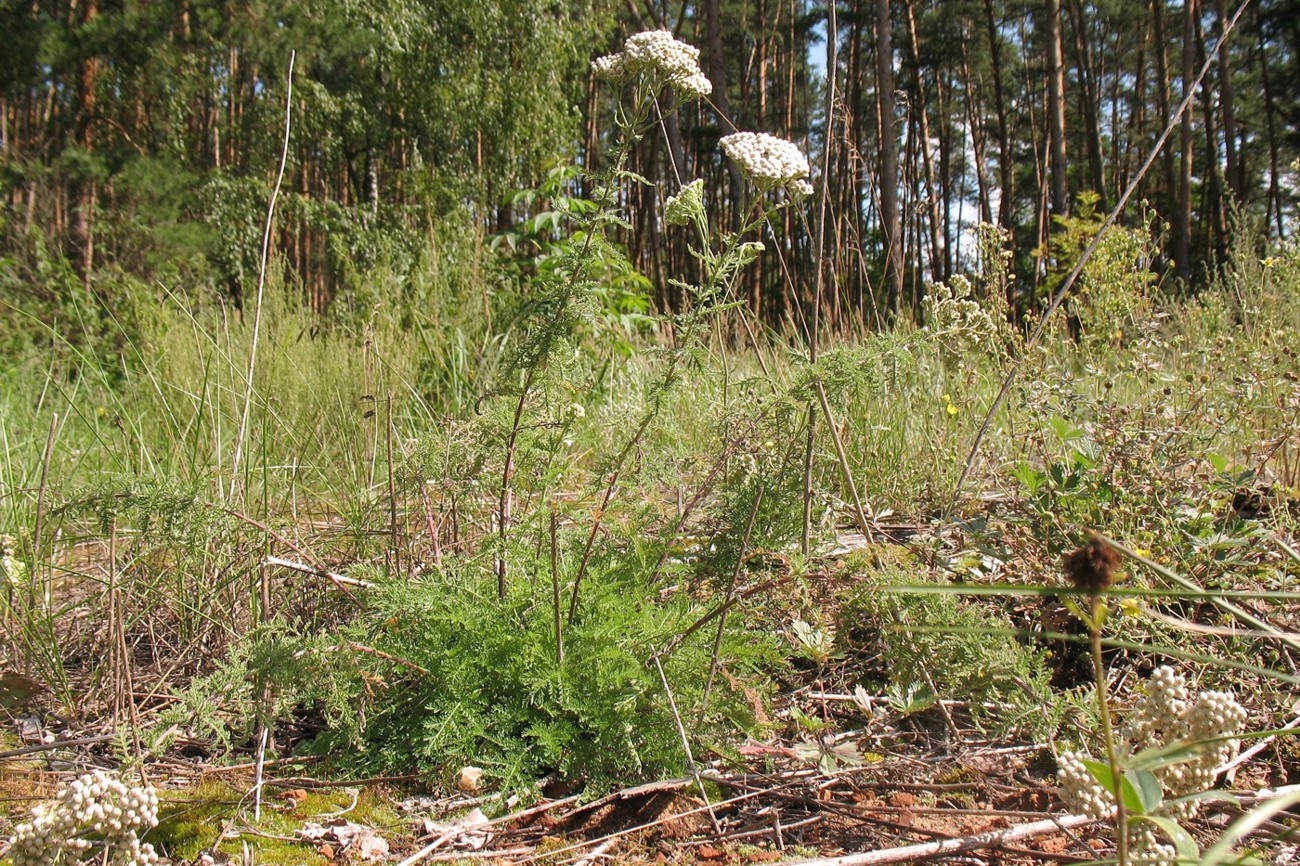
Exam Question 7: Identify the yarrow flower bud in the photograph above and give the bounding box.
[1130,824,1177,865]
[664,179,706,227]
[2,534,27,585]
[7,770,162,866]
[1056,751,1114,819]
[1057,666,1247,830]
[719,132,812,196]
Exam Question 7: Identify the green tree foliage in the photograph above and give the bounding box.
[1,0,607,312]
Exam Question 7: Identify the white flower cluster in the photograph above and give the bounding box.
[592,30,712,100]
[2,534,27,585]
[1058,666,1247,828]
[719,132,813,196]
[922,274,998,353]
[7,770,162,866]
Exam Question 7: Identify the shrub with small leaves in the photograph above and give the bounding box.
[6,770,161,866]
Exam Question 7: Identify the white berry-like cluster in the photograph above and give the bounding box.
[1124,664,1191,747]
[1056,751,1114,819]
[1130,824,1177,865]
[1125,667,1246,817]
[1057,666,1247,827]
[592,30,712,100]
[719,132,813,196]
[7,770,162,866]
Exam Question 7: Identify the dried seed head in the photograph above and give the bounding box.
[1062,537,1119,593]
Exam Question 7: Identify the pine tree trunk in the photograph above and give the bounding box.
[875,0,903,318]
[1047,0,1069,220]
[1175,0,1196,285]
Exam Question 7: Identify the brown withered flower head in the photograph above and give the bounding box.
[1063,536,1120,594]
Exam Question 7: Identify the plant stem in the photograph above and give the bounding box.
[1089,594,1128,866]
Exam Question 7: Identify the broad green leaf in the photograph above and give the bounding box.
[1134,815,1199,862]
[1124,768,1163,814]
[1127,740,1201,772]
[1081,758,1145,815]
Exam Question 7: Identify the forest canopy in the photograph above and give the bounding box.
[2,0,1299,328]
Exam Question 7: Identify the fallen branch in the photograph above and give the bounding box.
[266,555,373,589]
[779,814,1098,866]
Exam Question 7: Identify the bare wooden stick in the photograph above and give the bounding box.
[779,814,1097,866]
[229,50,295,503]
[265,556,373,589]
[813,381,877,537]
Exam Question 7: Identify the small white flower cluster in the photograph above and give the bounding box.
[922,274,998,353]
[1058,666,1248,828]
[719,132,813,196]
[2,534,27,585]
[7,770,162,866]
[592,30,712,100]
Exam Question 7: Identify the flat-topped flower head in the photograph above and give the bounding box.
[592,30,712,100]
[719,132,812,196]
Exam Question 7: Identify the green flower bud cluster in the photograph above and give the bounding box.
[7,770,162,866]
[664,180,706,228]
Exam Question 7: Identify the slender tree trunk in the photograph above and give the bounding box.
[937,67,954,280]
[73,0,100,291]
[1151,0,1176,228]
[1047,0,1070,220]
[1065,0,1107,207]
[982,0,1015,235]
[707,0,744,230]
[1197,22,1227,263]
[1257,26,1284,238]
[875,0,903,318]
[962,43,995,227]
[905,0,943,279]
[1175,0,1196,285]
[1215,0,1242,204]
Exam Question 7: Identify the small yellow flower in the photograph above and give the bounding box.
[96,406,107,418]
[1119,597,1142,617]
[941,394,959,417]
